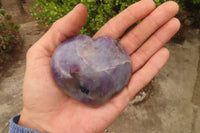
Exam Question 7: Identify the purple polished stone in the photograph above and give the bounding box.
[51,35,132,107]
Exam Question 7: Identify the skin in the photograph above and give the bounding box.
[18,0,180,133]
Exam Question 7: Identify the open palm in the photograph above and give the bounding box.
[18,1,180,133]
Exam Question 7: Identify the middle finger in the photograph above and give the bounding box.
[120,1,179,54]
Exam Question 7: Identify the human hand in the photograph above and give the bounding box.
[18,0,180,132]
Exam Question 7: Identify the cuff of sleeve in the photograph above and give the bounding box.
[9,114,40,133]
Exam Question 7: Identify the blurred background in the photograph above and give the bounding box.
[0,0,199,133]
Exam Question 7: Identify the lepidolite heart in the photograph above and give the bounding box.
[51,35,132,107]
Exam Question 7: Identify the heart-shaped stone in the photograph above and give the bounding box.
[51,35,132,107]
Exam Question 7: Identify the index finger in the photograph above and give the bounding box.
[93,0,156,39]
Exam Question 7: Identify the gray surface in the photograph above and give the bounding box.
[0,21,44,133]
[105,31,200,133]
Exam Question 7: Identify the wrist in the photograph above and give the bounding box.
[18,108,51,133]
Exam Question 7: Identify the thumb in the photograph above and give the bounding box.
[32,4,87,56]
